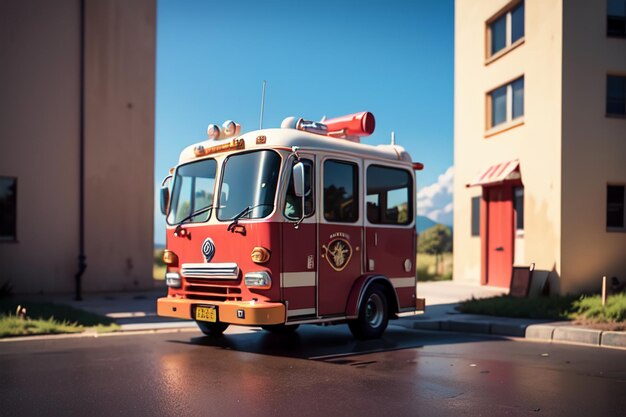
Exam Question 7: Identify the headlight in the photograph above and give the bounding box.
[165,272,181,288]
[244,271,272,289]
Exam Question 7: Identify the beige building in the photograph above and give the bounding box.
[454,0,626,294]
[0,0,156,294]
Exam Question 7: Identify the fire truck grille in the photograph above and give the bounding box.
[184,280,243,302]
[180,263,239,280]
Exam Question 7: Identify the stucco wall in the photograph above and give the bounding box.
[454,0,564,291]
[0,0,155,294]
[83,0,156,292]
[561,0,626,294]
[0,0,81,293]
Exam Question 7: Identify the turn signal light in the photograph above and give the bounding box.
[163,250,179,266]
[251,247,271,264]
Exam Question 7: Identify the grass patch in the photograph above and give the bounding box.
[0,300,119,338]
[417,253,452,282]
[458,295,577,320]
[458,293,626,329]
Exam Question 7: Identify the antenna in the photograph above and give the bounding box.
[391,131,396,145]
[259,80,266,130]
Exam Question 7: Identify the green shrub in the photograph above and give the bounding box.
[571,293,626,322]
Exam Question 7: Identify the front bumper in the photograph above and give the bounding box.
[157,296,286,326]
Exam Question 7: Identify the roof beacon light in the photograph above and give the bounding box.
[207,124,221,140]
[222,120,241,137]
[207,120,241,140]
[325,111,375,141]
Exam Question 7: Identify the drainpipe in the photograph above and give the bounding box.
[75,0,87,301]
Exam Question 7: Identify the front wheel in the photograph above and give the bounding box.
[348,285,389,339]
[196,321,229,336]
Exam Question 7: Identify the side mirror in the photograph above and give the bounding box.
[293,162,305,198]
[160,187,170,215]
[292,162,305,228]
[160,175,172,215]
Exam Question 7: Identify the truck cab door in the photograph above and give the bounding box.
[281,155,317,321]
[317,158,363,316]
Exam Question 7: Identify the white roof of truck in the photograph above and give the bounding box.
[178,127,413,165]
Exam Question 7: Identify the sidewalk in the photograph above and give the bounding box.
[10,281,626,349]
[404,281,626,349]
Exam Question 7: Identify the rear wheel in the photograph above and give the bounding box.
[196,321,229,336]
[348,285,389,339]
[261,324,300,334]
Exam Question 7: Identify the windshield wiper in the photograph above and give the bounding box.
[226,204,273,232]
[227,206,254,232]
[174,205,213,236]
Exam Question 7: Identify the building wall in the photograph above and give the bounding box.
[0,0,81,293]
[454,0,564,291]
[83,0,156,292]
[0,0,155,293]
[561,0,626,294]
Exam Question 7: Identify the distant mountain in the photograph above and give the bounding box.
[416,216,438,233]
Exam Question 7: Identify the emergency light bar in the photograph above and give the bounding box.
[281,111,376,142]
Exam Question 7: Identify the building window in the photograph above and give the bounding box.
[488,76,524,129]
[514,187,524,232]
[607,75,626,116]
[0,177,17,241]
[471,196,480,236]
[608,0,626,38]
[487,1,524,59]
[607,185,625,229]
[366,165,413,225]
[324,160,358,223]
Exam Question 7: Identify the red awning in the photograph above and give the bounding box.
[467,159,520,187]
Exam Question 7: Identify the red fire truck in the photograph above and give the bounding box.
[157,111,425,339]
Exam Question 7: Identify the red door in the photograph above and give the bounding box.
[485,186,513,287]
[317,158,362,316]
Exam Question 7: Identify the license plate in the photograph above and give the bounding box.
[195,305,217,323]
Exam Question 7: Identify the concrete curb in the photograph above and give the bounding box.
[407,319,626,350]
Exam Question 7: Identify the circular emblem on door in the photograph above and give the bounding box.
[323,238,353,272]
[201,238,215,262]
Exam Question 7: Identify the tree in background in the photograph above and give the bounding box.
[418,224,452,275]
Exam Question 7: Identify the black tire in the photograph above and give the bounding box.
[196,321,229,336]
[261,324,300,334]
[348,285,389,339]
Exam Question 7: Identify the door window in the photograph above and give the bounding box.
[323,160,358,223]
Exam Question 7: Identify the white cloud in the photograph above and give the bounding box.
[417,166,453,225]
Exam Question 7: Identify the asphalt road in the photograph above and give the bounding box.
[1,324,625,417]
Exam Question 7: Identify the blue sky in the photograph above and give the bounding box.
[155,0,454,244]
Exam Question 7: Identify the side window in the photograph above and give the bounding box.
[471,196,480,236]
[0,177,17,241]
[323,160,358,223]
[284,159,314,219]
[366,165,413,225]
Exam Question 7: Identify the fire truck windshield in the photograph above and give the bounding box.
[167,158,217,225]
[217,150,281,221]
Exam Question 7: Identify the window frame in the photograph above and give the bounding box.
[485,0,525,64]
[283,157,315,221]
[322,158,360,224]
[0,176,17,242]
[485,75,525,136]
[365,164,414,227]
[607,184,626,232]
